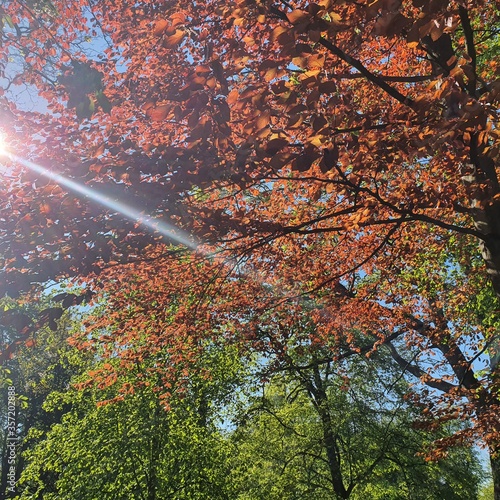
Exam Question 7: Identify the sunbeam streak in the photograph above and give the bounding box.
[4,152,198,251]
[0,150,302,306]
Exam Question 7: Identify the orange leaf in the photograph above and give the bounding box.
[227,89,239,104]
[153,19,169,36]
[163,30,185,48]
[287,114,304,129]
[256,112,270,129]
[287,9,309,25]
[170,12,186,27]
[271,26,288,42]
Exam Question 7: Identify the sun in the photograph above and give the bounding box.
[0,132,8,157]
[0,132,12,175]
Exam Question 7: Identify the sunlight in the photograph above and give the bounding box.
[8,152,199,251]
[0,133,7,157]
[0,133,12,175]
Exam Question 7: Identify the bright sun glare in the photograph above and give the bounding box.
[0,133,10,175]
[0,132,8,157]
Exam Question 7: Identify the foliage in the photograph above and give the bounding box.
[480,481,495,500]
[230,377,482,499]
[16,314,485,500]
[1,0,500,495]
[229,343,484,499]
[0,295,86,498]
[18,342,242,499]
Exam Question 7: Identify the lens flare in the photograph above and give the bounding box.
[0,132,8,157]
[0,134,13,176]
[9,152,198,251]
[5,151,309,309]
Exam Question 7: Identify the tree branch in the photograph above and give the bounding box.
[386,342,456,393]
[269,5,415,110]
[318,37,415,109]
[328,73,435,83]
[458,5,477,96]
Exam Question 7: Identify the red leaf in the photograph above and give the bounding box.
[153,19,169,36]
[287,9,309,25]
[148,104,171,122]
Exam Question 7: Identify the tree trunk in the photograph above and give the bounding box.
[147,401,163,500]
[303,364,350,499]
[490,449,500,500]
[468,141,500,376]
[316,403,350,499]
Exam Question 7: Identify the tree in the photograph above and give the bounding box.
[0,296,85,498]
[63,254,486,498]
[18,342,241,499]
[230,361,483,499]
[16,288,485,499]
[480,481,495,500]
[0,0,500,495]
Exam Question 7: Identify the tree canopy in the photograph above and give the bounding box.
[10,303,484,499]
[0,0,499,496]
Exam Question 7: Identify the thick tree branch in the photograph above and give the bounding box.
[386,343,456,393]
[458,5,477,96]
[269,5,415,110]
[467,134,500,301]
[435,341,480,390]
[328,73,434,83]
[317,37,415,109]
[426,301,480,390]
[265,329,406,375]
[408,212,485,240]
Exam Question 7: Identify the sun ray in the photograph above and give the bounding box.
[8,152,199,251]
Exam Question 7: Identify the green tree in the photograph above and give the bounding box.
[18,344,242,500]
[0,296,85,498]
[229,351,483,499]
[480,481,495,500]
